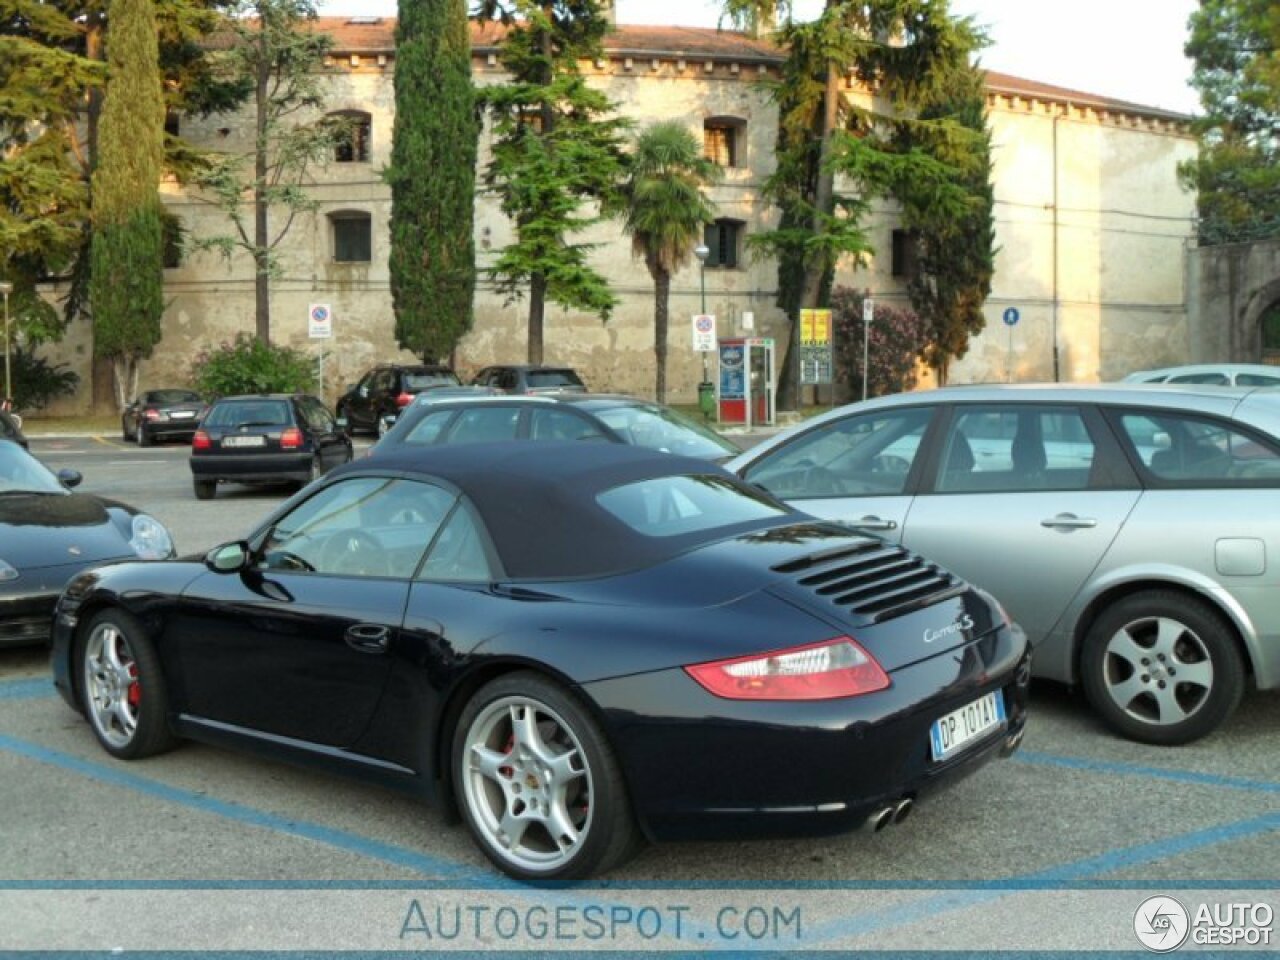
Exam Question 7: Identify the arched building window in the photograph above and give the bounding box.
[330,110,372,163]
[329,210,372,263]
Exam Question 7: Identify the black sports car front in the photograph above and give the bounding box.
[0,443,174,647]
[50,442,1028,882]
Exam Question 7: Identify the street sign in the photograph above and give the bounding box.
[799,309,834,385]
[309,303,333,339]
[863,298,875,326]
[1003,307,1020,327]
[741,311,754,331]
[692,314,716,352]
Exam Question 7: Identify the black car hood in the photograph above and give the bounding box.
[0,493,137,568]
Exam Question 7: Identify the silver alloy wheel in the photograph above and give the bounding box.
[461,695,594,874]
[83,621,140,749]
[1102,615,1214,725]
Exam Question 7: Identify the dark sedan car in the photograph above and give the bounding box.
[54,443,1028,881]
[122,389,207,447]
[337,364,461,436]
[471,364,586,395]
[189,394,352,500]
[0,442,173,647]
[0,409,27,450]
[370,393,739,461]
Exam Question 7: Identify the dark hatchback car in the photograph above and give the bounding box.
[54,442,1028,881]
[472,364,586,395]
[189,394,352,500]
[0,410,27,450]
[122,389,207,446]
[337,364,461,436]
[0,441,172,647]
[370,394,739,462]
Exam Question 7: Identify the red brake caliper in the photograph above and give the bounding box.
[127,663,141,707]
[498,733,514,778]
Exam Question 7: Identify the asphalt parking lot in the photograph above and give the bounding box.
[2,435,1277,952]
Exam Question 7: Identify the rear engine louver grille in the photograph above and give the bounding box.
[772,540,963,624]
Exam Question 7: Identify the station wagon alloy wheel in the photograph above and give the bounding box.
[1102,616,1213,725]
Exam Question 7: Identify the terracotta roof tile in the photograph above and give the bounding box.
[307,17,1188,122]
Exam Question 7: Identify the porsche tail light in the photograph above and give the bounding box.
[396,392,413,408]
[192,430,211,450]
[280,427,304,449]
[685,638,890,701]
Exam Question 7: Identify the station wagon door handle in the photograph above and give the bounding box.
[1040,514,1098,530]
[848,516,898,532]
[345,624,391,654]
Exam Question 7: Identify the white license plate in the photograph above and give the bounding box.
[221,435,266,448]
[170,411,196,420]
[930,691,1006,762]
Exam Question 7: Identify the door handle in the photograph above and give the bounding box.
[345,624,391,654]
[846,516,898,532]
[1040,514,1098,530]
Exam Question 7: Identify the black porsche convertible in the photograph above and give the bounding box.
[52,443,1029,881]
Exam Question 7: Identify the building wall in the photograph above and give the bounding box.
[35,30,1197,414]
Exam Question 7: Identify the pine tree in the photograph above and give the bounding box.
[88,0,167,410]
[474,0,629,364]
[387,0,478,363]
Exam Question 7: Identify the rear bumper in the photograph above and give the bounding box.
[583,622,1031,843]
[190,452,310,483]
[141,422,199,441]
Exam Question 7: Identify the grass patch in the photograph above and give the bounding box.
[19,414,121,436]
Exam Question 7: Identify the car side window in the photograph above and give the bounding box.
[742,407,933,499]
[935,405,1096,493]
[529,408,605,441]
[497,370,519,392]
[1114,411,1280,484]
[1237,373,1280,387]
[402,409,457,445]
[258,477,455,578]
[299,397,333,432]
[443,407,521,444]
[418,503,494,582]
[1169,372,1230,385]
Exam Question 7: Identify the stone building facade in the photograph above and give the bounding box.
[39,18,1198,413]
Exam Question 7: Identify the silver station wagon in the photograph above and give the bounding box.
[730,383,1280,745]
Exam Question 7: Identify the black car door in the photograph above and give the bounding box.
[349,372,377,429]
[172,475,457,749]
[297,396,346,470]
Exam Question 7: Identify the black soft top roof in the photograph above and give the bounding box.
[338,441,788,579]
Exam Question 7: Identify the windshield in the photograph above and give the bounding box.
[0,443,66,495]
[405,371,461,391]
[595,403,737,459]
[204,400,292,428]
[146,390,202,405]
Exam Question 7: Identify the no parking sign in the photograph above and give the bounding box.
[309,303,333,340]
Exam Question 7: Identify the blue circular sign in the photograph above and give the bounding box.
[1002,307,1020,327]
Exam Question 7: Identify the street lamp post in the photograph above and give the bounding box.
[0,281,12,404]
[693,243,710,386]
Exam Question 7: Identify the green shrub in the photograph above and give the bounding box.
[831,287,928,400]
[7,348,80,410]
[191,333,316,398]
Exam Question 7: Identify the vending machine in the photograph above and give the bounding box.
[716,337,775,427]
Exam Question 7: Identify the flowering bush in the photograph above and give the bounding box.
[831,287,928,400]
[191,333,316,398]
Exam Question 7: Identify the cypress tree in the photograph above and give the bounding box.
[387,0,478,363]
[89,0,166,410]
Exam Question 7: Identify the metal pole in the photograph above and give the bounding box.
[861,318,869,402]
[1052,111,1061,382]
[1007,322,1014,383]
[698,260,708,385]
[2,289,10,403]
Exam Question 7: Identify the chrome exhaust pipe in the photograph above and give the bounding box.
[862,805,895,833]
[892,796,913,824]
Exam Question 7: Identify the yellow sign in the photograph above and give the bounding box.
[800,309,832,347]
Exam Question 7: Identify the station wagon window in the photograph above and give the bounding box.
[259,477,455,579]
[529,408,605,442]
[403,409,458,446]
[444,406,521,444]
[742,407,933,499]
[936,406,1096,493]
[598,475,786,538]
[1114,411,1280,484]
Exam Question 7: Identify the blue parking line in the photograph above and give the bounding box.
[1014,749,1280,794]
[0,733,490,886]
[0,677,54,701]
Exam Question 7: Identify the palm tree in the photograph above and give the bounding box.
[619,123,720,403]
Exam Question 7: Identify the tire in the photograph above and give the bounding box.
[298,454,323,490]
[452,671,641,881]
[1081,590,1245,745]
[193,478,216,500]
[121,418,133,442]
[137,425,152,448]
[76,609,177,760]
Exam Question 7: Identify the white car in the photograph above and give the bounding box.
[1122,363,1280,387]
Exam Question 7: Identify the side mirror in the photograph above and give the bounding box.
[205,540,251,574]
[57,468,83,489]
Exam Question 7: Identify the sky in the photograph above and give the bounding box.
[316,0,1200,116]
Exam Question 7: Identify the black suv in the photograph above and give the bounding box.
[337,364,461,436]
[471,365,586,395]
[190,394,352,500]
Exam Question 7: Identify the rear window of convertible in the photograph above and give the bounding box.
[597,475,786,538]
